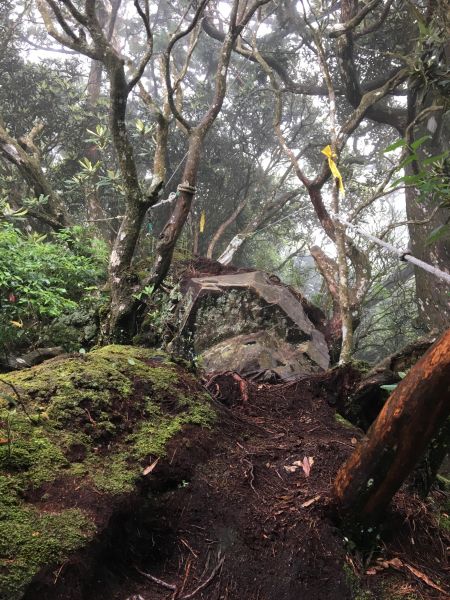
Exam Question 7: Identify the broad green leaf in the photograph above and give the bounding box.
[422,151,449,166]
[426,224,450,246]
[383,138,405,153]
[380,384,398,392]
[410,135,431,150]
[397,154,418,170]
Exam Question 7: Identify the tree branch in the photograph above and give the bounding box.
[328,0,384,38]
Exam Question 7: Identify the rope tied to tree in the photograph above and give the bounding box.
[177,182,197,195]
[331,212,450,285]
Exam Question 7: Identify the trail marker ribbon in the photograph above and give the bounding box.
[321,145,345,196]
[199,210,206,233]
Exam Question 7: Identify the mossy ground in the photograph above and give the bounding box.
[0,345,215,599]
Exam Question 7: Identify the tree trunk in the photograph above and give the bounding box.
[207,196,248,259]
[217,233,247,265]
[405,183,450,331]
[84,59,112,242]
[333,327,450,526]
[150,131,203,288]
[405,89,450,331]
[217,189,298,265]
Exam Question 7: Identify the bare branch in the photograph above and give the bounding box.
[164,0,210,132]
[127,0,154,92]
[328,0,384,38]
[355,0,394,39]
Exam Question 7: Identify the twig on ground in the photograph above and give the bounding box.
[182,556,225,599]
[135,566,177,591]
[136,555,225,599]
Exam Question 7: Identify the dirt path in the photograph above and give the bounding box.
[82,376,449,600]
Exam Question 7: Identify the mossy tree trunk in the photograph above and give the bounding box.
[149,0,271,289]
[334,328,450,526]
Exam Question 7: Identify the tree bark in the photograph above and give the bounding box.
[0,121,70,230]
[333,327,450,526]
[217,189,298,265]
[404,106,450,331]
[207,196,249,259]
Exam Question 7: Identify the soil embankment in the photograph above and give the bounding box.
[23,371,448,600]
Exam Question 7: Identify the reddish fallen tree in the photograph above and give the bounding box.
[334,327,450,526]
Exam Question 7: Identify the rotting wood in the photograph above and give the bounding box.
[333,327,450,526]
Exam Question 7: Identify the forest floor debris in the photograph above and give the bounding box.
[21,369,448,600]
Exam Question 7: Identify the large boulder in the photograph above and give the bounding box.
[171,270,329,379]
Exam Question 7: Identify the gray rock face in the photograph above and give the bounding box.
[171,271,329,379]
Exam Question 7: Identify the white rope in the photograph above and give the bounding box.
[150,193,177,209]
[331,212,450,285]
[164,150,189,188]
[150,151,191,208]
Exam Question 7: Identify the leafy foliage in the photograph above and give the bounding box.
[385,135,450,244]
[0,224,107,350]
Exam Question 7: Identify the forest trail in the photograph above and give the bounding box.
[58,375,448,600]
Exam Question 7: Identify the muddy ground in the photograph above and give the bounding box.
[24,371,449,600]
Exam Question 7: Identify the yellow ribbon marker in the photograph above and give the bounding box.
[199,210,206,233]
[321,145,345,196]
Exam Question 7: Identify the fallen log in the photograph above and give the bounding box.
[333,328,450,526]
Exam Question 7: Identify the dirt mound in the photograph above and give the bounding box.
[0,346,216,600]
[27,371,449,600]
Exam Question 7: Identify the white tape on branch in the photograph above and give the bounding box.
[331,213,450,286]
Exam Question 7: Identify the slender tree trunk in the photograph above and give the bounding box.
[207,196,248,259]
[217,190,298,265]
[333,328,450,526]
[84,59,112,242]
[150,131,203,287]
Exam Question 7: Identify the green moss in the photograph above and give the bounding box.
[436,494,450,533]
[343,564,374,600]
[349,359,371,374]
[437,474,450,491]
[0,474,95,600]
[0,345,215,598]
[1,511,94,600]
[88,453,137,494]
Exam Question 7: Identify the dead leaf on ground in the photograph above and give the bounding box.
[301,495,320,508]
[301,456,314,477]
[369,557,449,595]
[284,465,298,473]
[142,457,160,476]
[283,457,314,476]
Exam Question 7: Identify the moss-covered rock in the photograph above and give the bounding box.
[0,345,215,600]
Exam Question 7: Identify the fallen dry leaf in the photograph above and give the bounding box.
[284,465,298,473]
[371,557,449,595]
[301,456,314,477]
[284,457,314,476]
[301,495,321,508]
[142,457,160,476]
